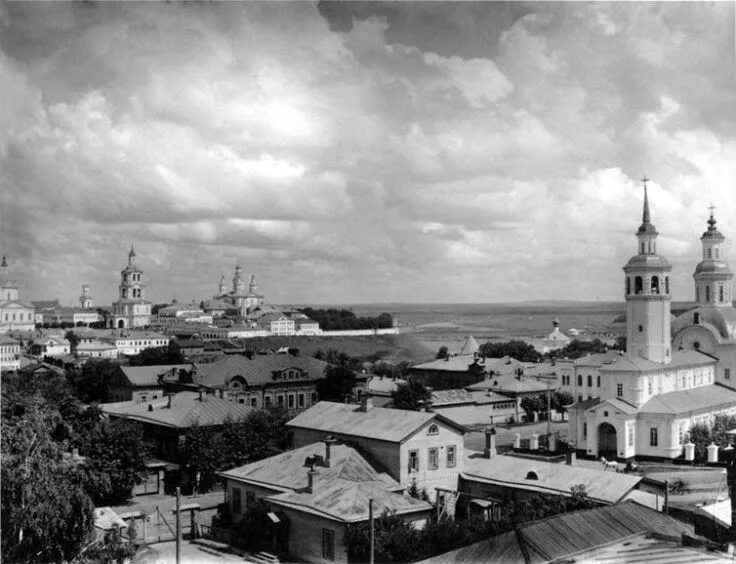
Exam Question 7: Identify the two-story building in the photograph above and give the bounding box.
[287,399,467,501]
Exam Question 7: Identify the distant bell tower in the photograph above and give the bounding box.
[218,275,227,296]
[79,284,93,309]
[233,264,245,294]
[694,207,733,307]
[623,178,672,364]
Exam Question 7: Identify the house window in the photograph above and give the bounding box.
[428,448,439,470]
[578,395,583,402]
[408,450,419,473]
[577,375,582,386]
[265,397,272,407]
[311,392,318,404]
[298,393,305,408]
[427,423,439,435]
[322,529,335,562]
[232,488,242,514]
[587,375,592,387]
[447,445,456,468]
[250,398,257,407]
[288,394,295,409]
[638,325,643,333]
[277,395,284,406]
[583,423,587,439]
[597,375,600,387]
[617,383,623,397]
[650,427,658,447]
[628,426,634,447]
[246,491,256,508]
[726,369,731,380]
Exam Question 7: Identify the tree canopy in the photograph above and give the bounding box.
[316,365,357,402]
[478,340,542,363]
[391,379,432,411]
[299,308,393,331]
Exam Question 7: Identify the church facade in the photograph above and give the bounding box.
[568,186,736,460]
[0,256,36,333]
[108,246,152,329]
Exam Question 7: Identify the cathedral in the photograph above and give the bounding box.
[108,245,152,329]
[0,256,35,333]
[210,265,264,316]
[568,184,736,460]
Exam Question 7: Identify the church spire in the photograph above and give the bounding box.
[637,176,657,236]
[1,256,6,268]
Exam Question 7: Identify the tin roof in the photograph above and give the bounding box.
[287,401,467,443]
[640,384,736,415]
[195,354,330,388]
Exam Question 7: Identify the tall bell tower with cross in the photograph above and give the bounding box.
[622,176,673,364]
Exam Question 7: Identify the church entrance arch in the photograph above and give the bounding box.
[598,422,617,460]
[118,319,126,329]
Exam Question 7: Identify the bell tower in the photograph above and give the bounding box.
[693,206,733,307]
[623,178,672,364]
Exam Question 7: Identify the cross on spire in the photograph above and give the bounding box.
[709,203,716,217]
[641,175,649,188]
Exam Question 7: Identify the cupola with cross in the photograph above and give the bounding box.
[694,206,733,307]
[623,177,672,364]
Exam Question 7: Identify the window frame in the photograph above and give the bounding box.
[428,447,439,471]
[446,445,456,468]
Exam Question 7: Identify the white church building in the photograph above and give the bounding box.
[568,185,736,460]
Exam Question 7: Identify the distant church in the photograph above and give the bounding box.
[205,265,264,316]
[568,182,736,459]
[108,245,152,329]
[0,256,35,333]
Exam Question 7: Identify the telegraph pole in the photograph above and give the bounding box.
[175,486,181,564]
[369,498,375,564]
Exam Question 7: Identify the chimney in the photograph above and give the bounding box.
[323,435,337,468]
[198,389,204,401]
[484,427,497,459]
[306,468,319,494]
[359,394,373,412]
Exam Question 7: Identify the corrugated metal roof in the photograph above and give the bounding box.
[640,384,736,415]
[220,441,397,491]
[287,401,466,443]
[416,501,703,564]
[101,391,253,429]
[462,454,641,505]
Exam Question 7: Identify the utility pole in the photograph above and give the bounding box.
[175,486,181,564]
[369,498,374,564]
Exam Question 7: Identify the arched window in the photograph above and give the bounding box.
[626,277,631,295]
[635,277,643,294]
[694,312,700,324]
[577,375,582,386]
[696,286,700,302]
[427,424,439,435]
[706,286,711,302]
[719,285,725,303]
[525,471,539,480]
[651,276,660,294]
[707,248,712,259]
[597,375,601,387]
[587,375,592,387]
[665,277,670,294]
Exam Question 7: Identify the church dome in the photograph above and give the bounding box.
[625,253,671,268]
[672,306,736,341]
[694,261,733,275]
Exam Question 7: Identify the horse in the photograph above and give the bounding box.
[600,457,619,472]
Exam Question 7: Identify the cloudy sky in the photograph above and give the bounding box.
[1,2,734,306]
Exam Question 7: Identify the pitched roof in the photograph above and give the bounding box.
[416,501,699,564]
[466,376,548,395]
[267,478,431,523]
[640,384,736,415]
[462,454,641,505]
[287,401,466,443]
[411,355,480,373]
[118,364,192,387]
[101,391,253,429]
[601,355,663,373]
[220,441,397,492]
[195,354,330,388]
[458,335,480,356]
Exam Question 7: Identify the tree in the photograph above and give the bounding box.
[478,340,542,363]
[345,510,423,563]
[128,342,184,366]
[435,346,449,360]
[552,338,608,360]
[76,418,148,505]
[391,379,432,411]
[316,365,357,402]
[220,407,293,470]
[67,359,119,403]
[1,402,95,563]
[65,330,81,354]
[552,390,574,415]
[520,395,546,421]
[182,424,222,494]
